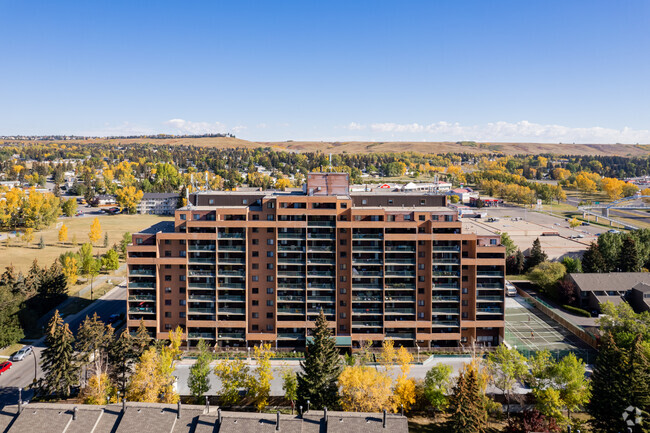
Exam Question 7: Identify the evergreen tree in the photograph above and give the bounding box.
[108,330,136,394]
[38,236,45,249]
[627,335,650,430]
[133,319,152,357]
[0,285,24,347]
[588,332,630,432]
[76,313,114,384]
[41,310,78,397]
[582,242,607,273]
[524,238,547,272]
[39,262,68,305]
[448,364,487,433]
[297,310,342,410]
[618,235,642,272]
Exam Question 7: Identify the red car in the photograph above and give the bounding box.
[0,361,12,375]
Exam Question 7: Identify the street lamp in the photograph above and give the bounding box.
[31,349,38,384]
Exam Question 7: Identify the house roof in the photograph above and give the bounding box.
[0,403,408,433]
[569,272,650,293]
[142,193,180,200]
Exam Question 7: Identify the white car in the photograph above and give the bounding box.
[505,281,517,297]
[10,346,33,361]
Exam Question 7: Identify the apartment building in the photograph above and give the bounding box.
[127,173,506,349]
[137,192,180,215]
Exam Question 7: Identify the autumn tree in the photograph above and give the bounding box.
[338,365,395,412]
[393,346,416,412]
[88,217,102,244]
[126,348,163,402]
[61,198,77,217]
[213,357,251,406]
[448,362,488,433]
[249,343,274,411]
[487,345,528,419]
[282,369,298,413]
[275,178,292,191]
[58,224,68,244]
[116,185,144,214]
[62,255,78,285]
[22,228,34,246]
[101,249,120,271]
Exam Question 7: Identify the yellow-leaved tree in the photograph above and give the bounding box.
[116,186,144,214]
[275,178,292,191]
[62,256,78,285]
[393,346,416,412]
[88,218,102,244]
[126,348,162,402]
[58,224,68,244]
[250,343,274,412]
[338,365,395,412]
[22,228,34,246]
[83,373,112,405]
[378,338,396,369]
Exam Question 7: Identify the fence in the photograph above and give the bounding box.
[504,328,597,364]
[516,287,599,349]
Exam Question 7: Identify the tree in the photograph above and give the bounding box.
[62,198,77,217]
[393,346,416,412]
[88,217,102,244]
[525,238,547,271]
[501,232,517,257]
[133,319,152,356]
[553,353,590,421]
[561,256,582,274]
[41,310,78,397]
[76,313,114,392]
[22,228,34,246]
[188,339,212,402]
[126,347,163,402]
[103,232,109,248]
[0,285,25,348]
[297,310,342,409]
[618,235,642,272]
[505,409,560,433]
[158,326,183,403]
[82,373,112,405]
[249,343,274,411]
[275,178,292,191]
[528,261,566,293]
[506,249,525,275]
[116,186,144,214]
[487,345,528,419]
[282,369,298,413]
[423,363,453,417]
[62,255,78,285]
[101,249,120,271]
[88,258,101,299]
[582,242,607,273]
[213,357,250,406]
[109,330,136,395]
[448,362,488,433]
[568,217,580,228]
[338,365,395,412]
[38,235,45,249]
[120,232,131,260]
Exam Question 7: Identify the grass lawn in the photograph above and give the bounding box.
[0,343,24,358]
[0,214,172,272]
[408,415,505,433]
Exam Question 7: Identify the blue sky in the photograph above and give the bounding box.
[1,0,649,143]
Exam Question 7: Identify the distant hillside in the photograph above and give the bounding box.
[5,137,650,156]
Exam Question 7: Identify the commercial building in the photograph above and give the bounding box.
[127,173,506,349]
[137,192,180,215]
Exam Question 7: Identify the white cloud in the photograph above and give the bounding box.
[343,120,650,144]
[164,119,229,135]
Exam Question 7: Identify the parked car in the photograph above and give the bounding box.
[506,281,517,297]
[0,361,12,375]
[107,314,120,325]
[608,229,621,234]
[10,346,33,361]
[581,222,591,226]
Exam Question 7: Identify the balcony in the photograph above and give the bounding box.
[218,307,245,314]
[477,271,504,277]
[278,295,305,302]
[352,270,383,277]
[189,294,216,302]
[477,307,503,314]
[385,246,415,252]
[218,233,245,239]
[477,296,503,302]
[278,245,305,252]
[307,245,334,252]
[309,270,333,278]
[219,295,245,302]
[188,257,215,264]
[307,258,336,265]
[307,295,335,302]
[128,282,156,289]
[307,220,336,227]
[188,307,215,314]
[129,269,155,276]
[128,294,156,301]
[188,332,216,339]
[218,245,246,252]
[432,245,459,252]
[386,333,415,340]
[432,308,460,314]
[352,246,382,252]
[432,284,459,289]
[218,333,245,339]
[128,306,155,314]
[431,258,459,264]
[278,282,305,289]
[385,307,415,314]
[352,233,383,240]
[218,283,245,289]
[278,308,305,315]
[431,320,460,327]
[307,233,335,240]
[278,333,305,340]
[384,270,416,277]
[218,258,245,265]
[188,245,216,251]
[477,283,503,289]
[218,270,245,277]
[432,271,460,277]
[189,270,216,277]
[384,284,415,290]
[351,258,383,265]
[385,296,415,302]
[351,321,382,327]
[277,270,305,277]
[353,296,382,302]
[188,282,214,289]
[432,296,460,302]
[307,283,335,289]
[307,308,335,314]
[277,258,305,264]
[278,231,305,240]
[353,308,382,314]
[383,258,415,265]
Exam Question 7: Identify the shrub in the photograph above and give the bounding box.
[562,304,591,317]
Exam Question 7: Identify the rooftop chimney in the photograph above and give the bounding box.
[382,410,387,428]
[73,407,78,421]
[177,401,181,419]
[276,411,280,431]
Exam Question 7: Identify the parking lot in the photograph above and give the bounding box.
[462,206,607,259]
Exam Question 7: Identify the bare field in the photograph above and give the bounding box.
[0,214,172,272]
[5,138,650,156]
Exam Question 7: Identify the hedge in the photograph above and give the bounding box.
[562,304,591,317]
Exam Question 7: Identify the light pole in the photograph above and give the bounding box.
[31,349,38,384]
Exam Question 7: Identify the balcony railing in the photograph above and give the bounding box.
[477,307,503,314]
[218,233,245,239]
[477,296,503,302]
[128,294,156,301]
[351,258,383,265]
[218,258,246,265]
[431,320,460,327]
[307,283,335,289]
[189,294,216,301]
[278,296,305,302]
[188,283,214,289]
[189,271,216,277]
[278,308,305,314]
[188,307,215,314]
[477,271,504,277]
[432,296,460,302]
[218,308,245,314]
[353,296,382,302]
[432,308,460,314]
[432,284,459,289]
[385,271,416,277]
[128,282,156,289]
[385,307,415,314]
[353,308,382,314]
[278,245,305,252]
[385,246,415,252]
[128,307,155,314]
[431,258,460,264]
[218,270,245,277]
[188,245,216,251]
[383,258,415,265]
[352,246,382,252]
[307,296,335,302]
[219,295,245,302]
[307,233,335,239]
[218,283,245,289]
[352,233,383,239]
[308,258,336,265]
[218,333,245,339]
[218,245,246,252]
[385,296,415,302]
[477,283,503,289]
[352,271,383,277]
[432,271,460,277]
[309,271,333,277]
[129,269,155,276]
[277,258,305,264]
[188,258,215,264]
[277,333,305,340]
[188,332,216,339]
[432,246,460,252]
[278,232,305,239]
[351,321,382,327]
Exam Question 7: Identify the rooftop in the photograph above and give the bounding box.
[137,221,176,234]
[569,272,650,292]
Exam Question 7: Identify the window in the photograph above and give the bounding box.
[252,324,259,331]
[418,288,424,294]
[252,215,259,221]
[164,287,172,293]
[209,199,214,205]
[252,300,259,306]
[252,251,259,257]
[252,312,259,318]
[267,300,274,306]
[340,263,347,270]
[179,251,186,257]
[340,324,346,331]
[267,251,274,257]
[266,312,273,318]
[339,239,346,245]
[165,264,171,269]
[193,214,201,220]
[165,300,172,305]
[419,215,425,221]
[267,228,274,233]
[180,300,186,306]
[252,227,259,233]
[340,276,347,282]
[404,215,411,221]
[165,275,172,281]
[165,312,171,318]
[136,238,143,244]
[362,199,367,205]
[243,199,248,205]
[267,263,274,270]
[388,199,393,204]
[268,202,275,209]
[179,275,186,281]
[252,276,259,282]
[341,251,347,258]
[267,214,274,221]
[420,200,426,205]
[266,288,274,294]
[267,276,274,282]
[341,203,347,209]
[462,312,468,319]
[165,240,171,245]
[180,240,185,245]
[252,287,259,294]
[418,312,425,319]
[418,264,425,270]
[445,215,453,222]
[462,276,468,282]
[165,324,172,330]
[340,312,347,319]
[252,263,259,270]
[387,215,395,222]
[165,251,171,257]
[462,300,468,306]
[179,312,186,318]
[252,239,259,245]
[490,239,497,245]
[180,214,186,220]
[340,300,347,306]
[340,288,347,294]
[418,300,425,306]
[267,239,274,245]
[266,324,273,331]
[462,287,468,294]
[418,252,424,258]
[418,276,425,282]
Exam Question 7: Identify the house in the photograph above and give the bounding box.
[137,193,180,215]
[91,194,117,207]
[627,282,650,313]
[568,272,650,312]
[0,401,409,433]
[447,187,479,204]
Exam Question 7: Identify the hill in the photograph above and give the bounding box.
[4,137,650,156]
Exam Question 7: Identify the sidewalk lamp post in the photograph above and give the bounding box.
[32,350,38,384]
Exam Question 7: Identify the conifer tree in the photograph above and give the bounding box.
[582,242,607,273]
[109,329,136,394]
[76,313,114,385]
[524,238,547,272]
[133,319,152,357]
[627,335,650,429]
[297,310,342,410]
[448,363,487,433]
[618,235,642,272]
[41,310,78,397]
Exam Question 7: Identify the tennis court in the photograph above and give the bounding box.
[504,296,595,362]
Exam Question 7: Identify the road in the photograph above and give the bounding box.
[0,283,126,406]
[566,196,650,226]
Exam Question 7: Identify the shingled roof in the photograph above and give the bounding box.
[0,402,408,433]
